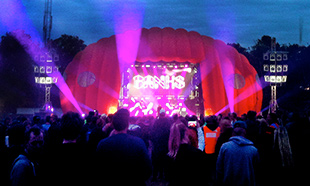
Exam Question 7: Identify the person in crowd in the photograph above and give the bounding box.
[229,112,238,125]
[0,121,9,186]
[7,121,27,167]
[266,125,294,186]
[187,116,199,148]
[267,113,279,129]
[150,108,171,181]
[245,110,260,145]
[215,117,233,156]
[216,121,260,186]
[96,109,152,186]
[41,116,51,131]
[10,126,44,186]
[203,115,220,184]
[32,116,41,127]
[41,112,88,186]
[203,115,220,154]
[166,122,207,186]
[88,116,106,154]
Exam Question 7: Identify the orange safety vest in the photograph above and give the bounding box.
[203,126,220,154]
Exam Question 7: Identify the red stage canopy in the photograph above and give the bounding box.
[60,27,262,116]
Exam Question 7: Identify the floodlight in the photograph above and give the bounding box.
[263,53,269,60]
[39,77,46,84]
[283,54,288,60]
[270,65,276,72]
[270,53,275,61]
[52,77,58,83]
[46,77,53,84]
[276,65,282,72]
[46,66,52,73]
[40,66,45,73]
[34,66,39,73]
[276,76,282,83]
[40,55,45,62]
[264,75,270,82]
[270,76,276,82]
[282,76,287,82]
[276,54,282,61]
[283,65,288,72]
[263,65,269,71]
[46,54,53,62]
[35,77,39,84]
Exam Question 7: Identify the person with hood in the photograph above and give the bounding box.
[216,121,260,186]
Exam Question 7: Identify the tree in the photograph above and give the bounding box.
[0,31,39,113]
[51,34,87,74]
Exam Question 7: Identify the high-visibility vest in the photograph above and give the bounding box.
[203,126,220,154]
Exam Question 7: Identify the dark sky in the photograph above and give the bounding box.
[1,0,310,47]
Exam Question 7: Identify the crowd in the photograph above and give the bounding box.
[0,108,309,186]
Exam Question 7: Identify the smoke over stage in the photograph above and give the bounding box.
[119,62,204,116]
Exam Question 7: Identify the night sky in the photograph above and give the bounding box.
[1,0,310,47]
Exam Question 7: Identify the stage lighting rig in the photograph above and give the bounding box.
[263,49,288,113]
[34,48,59,112]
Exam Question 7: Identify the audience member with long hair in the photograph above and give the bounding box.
[166,122,207,186]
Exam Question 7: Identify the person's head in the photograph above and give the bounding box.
[217,114,223,123]
[112,109,130,132]
[96,117,106,129]
[45,115,51,124]
[50,114,58,124]
[267,113,278,125]
[168,122,189,158]
[219,118,232,133]
[231,112,237,120]
[232,121,247,137]
[247,110,257,121]
[24,126,44,159]
[205,115,218,129]
[159,108,166,117]
[61,112,83,142]
[32,116,41,125]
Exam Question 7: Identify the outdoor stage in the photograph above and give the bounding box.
[60,27,263,117]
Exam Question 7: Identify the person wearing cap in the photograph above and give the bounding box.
[216,121,260,186]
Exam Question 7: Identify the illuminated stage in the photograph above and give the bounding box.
[60,27,263,116]
[119,62,204,116]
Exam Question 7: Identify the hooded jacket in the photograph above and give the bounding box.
[216,136,260,186]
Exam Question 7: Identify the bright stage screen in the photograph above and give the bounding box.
[121,62,200,117]
[127,63,193,97]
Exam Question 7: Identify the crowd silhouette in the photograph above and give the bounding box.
[0,108,309,186]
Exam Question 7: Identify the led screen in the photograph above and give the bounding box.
[128,63,194,97]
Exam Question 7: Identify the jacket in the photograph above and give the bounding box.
[203,126,220,154]
[10,154,37,186]
[216,136,260,186]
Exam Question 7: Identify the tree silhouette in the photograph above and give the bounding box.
[0,31,39,113]
[51,34,87,74]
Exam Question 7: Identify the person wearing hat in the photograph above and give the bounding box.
[216,121,260,186]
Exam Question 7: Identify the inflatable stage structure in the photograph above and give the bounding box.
[60,27,262,117]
